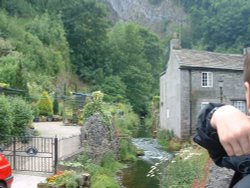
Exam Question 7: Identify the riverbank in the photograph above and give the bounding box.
[191,151,234,188]
[160,145,209,187]
[205,161,234,187]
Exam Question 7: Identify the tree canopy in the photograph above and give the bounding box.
[180,0,250,52]
[0,0,165,116]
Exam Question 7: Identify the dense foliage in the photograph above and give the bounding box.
[107,23,163,115]
[0,95,33,138]
[179,0,250,53]
[0,95,13,136]
[0,0,164,117]
[11,97,33,137]
[1,0,247,116]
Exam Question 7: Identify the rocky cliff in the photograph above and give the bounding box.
[101,0,187,38]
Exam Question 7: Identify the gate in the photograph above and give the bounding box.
[0,135,58,173]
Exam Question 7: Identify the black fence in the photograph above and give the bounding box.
[0,135,58,174]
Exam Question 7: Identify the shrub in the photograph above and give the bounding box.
[75,153,123,188]
[53,92,59,115]
[157,129,175,151]
[31,102,39,117]
[38,91,53,116]
[100,153,123,173]
[11,97,33,137]
[82,91,110,124]
[47,170,79,188]
[92,174,120,188]
[113,103,140,137]
[160,147,209,187]
[119,139,137,161]
[0,95,13,136]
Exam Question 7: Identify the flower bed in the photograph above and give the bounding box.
[37,170,90,188]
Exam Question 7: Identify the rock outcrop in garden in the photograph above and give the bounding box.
[80,113,120,163]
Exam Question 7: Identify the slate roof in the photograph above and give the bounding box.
[174,49,245,71]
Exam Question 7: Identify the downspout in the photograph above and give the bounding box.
[189,69,193,137]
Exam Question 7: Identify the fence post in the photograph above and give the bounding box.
[54,136,58,174]
[13,137,16,170]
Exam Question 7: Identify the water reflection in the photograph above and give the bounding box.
[122,159,159,188]
[121,138,172,188]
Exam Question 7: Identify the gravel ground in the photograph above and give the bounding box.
[206,162,234,188]
[33,121,81,138]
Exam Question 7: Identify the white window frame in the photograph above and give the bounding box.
[232,100,247,113]
[201,72,213,87]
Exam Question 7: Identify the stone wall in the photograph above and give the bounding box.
[180,69,244,138]
[160,49,182,138]
[80,113,120,163]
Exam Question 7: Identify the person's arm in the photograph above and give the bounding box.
[194,104,250,173]
[193,103,227,166]
[211,105,250,156]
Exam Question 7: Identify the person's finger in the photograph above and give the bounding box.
[222,143,235,156]
[239,137,250,155]
[231,140,244,156]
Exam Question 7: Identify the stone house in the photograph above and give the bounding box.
[160,39,246,139]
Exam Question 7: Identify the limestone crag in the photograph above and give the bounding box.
[101,0,187,37]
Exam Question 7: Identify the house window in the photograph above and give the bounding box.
[201,72,213,87]
[201,102,209,110]
[232,100,246,113]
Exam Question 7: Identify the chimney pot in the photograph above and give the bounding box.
[170,38,181,50]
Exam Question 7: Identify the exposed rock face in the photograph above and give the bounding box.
[101,0,187,37]
[80,113,119,163]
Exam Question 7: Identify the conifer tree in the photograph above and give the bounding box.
[38,91,53,116]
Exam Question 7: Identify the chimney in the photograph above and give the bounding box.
[170,32,181,50]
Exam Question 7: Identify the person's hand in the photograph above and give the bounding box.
[211,105,250,156]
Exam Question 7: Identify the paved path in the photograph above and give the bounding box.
[12,122,81,188]
[206,163,234,187]
[12,173,47,188]
[33,122,81,138]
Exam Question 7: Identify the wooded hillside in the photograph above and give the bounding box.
[180,0,250,53]
[0,0,164,115]
[0,0,249,115]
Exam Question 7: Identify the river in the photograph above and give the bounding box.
[121,138,172,188]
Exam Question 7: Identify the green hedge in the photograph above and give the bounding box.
[11,97,33,136]
[0,95,13,136]
[0,95,33,139]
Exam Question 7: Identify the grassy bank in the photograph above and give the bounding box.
[159,145,209,188]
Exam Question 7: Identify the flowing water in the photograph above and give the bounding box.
[121,138,172,188]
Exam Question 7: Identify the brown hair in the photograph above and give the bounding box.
[243,52,250,83]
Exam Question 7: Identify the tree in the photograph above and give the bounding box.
[38,91,53,116]
[62,0,110,83]
[53,92,59,115]
[14,61,29,94]
[180,0,250,52]
[107,23,159,115]
[0,95,13,136]
[11,97,33,137]
[27,12,70,74]
[102,76,126,102]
